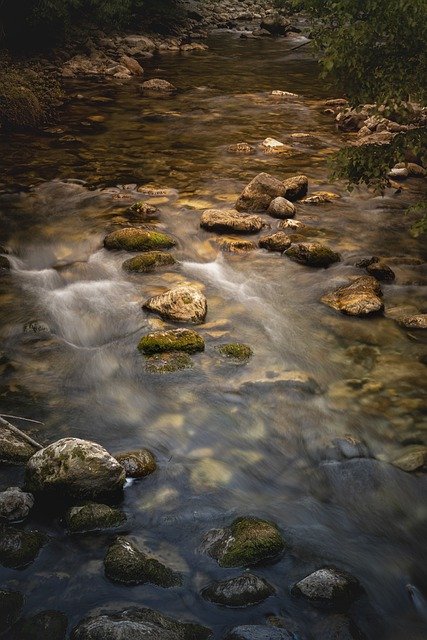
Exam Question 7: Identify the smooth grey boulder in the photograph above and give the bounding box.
[236,172,286,212]
[291,568,362,610]
[143,284,207,324]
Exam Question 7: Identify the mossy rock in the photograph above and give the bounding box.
[138,329,205,355]
[104,228,176,252]
[204,517,285,568]
[0,423,38,464]
[17,610,68,640]
[145,351,194,374]
[122,251,176,273]
[202,573,275,607]
[0,589,24,636]
[285,242,341,268]
[104,537,182,587]
[65,502,126,533]
[0,525,45,568]
[216,343,253,362]
[115,449,157,478]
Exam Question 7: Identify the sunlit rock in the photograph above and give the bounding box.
[259,232,292,252]
[236,172,286,212]
[285,242,341,267]
[391,446,427,472]
[282,175,309,201]
[267,196,296,219]
[216,237,257,252]
[201,209,263,233]
[227,142,255,154]
[123,251,176,273]
[321,276,383,316]
[141,78,176,93]
[397,314,427,330]
[143,284,208,324]
[302,191,340,204]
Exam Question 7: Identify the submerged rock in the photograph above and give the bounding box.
[125,201,158,219]
[104,537,182,587]
[282,175,309,201]
[141,78,176,93]
[321,277,383,317]
[216,237,257,253]
[0,422,39,464]
[203,516,285,567]
[239,372,319,395]
[65,502,126,532]
[260,138,293,155]
[216,343,253,362]
[291,568,362,610]
[0,486,34,522]
[302,191,340,204]
[225,626,296,640]
[104,228,176,251]
[144,351,194,373]
[202,574,275,607]
[201,209,263,233]
[115,449,157,478]
[313,615,366,640]
[267,197,296,219]
[0,525,45,568]
[0,255,11,270]
[366,261,395,282]
[123,251,176,273]
[25,438,126,502]
[285,242,341,268]
[143,284,208,324]
[391,446,427,472]
[259,232,292,252]
[227,143,255,155]
[235,172,286,212]
[0,589,24,636]
[17,610,68,640]
[138,329,205,355]
[397,314,427,330]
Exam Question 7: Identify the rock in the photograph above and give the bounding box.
[115,449,157,478]
[121,55,144,76]
[259,232,292,252]
[23,320,50,334]
[285,242,341,268]
[321,276,383,317]
[16,610,68,640]
[123,35,156,51]
[313,615,366,640]
[144,351,194,373]
[397,314,427,330]
[225,626,296,640]
[394,162,426,177]
[260,138,293,154]
[123,251,176,273]
[267,197,296,219]
[325,99,349,107]
[291,568,362,610]
[125,201,158,219]
[271,90,299,98]
[138,328,205,355]
[216,237,256,252]
[143,284,207,324]
[0,525,45,568]
[104,537,182,587]
[202,574,275,607]
[25,438,126,502]
[0,422,38,464]
[282,175,309,201]
[239,372,319,395]
[71,608,211,640]
[201,209,263,233]
[141,79,176,93]
[104,228,176,251]
[227,143,255,155]
[366,261,395,282]
[0,589,24,636]
[278,219,306,230]
[236,172,286,212]
[388,166,409,180]
[336,110,367,132]
[324,437,372,462]
[216,343,253,362]
[0,487,34,522]
[391,446,427,472]
[203,516,285,567]
[65,503,126,532]
[302,191,341,204]
[261,15,291,36]
[0,255,11,270]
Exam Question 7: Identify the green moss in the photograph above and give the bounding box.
[285,242,341,268]
[0,525,45,569]
[216,343,253,361]
[115,449,157,478]
[145,351,194,373]
[138,329,205,355]
[122,251,176,273]
[65,502,126,532]
[104,228,176,252]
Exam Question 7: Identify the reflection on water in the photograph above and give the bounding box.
[0,34,426,640]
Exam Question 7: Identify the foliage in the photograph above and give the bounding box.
[407,202,427,238]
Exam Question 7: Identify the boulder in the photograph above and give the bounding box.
[291,568,362,610]
[261,15,291,36]
[201,209,263,233]
[285,242,341,268]
[391,446,427,472]
[145,351,194,373]
[104,228,176,251]
[16,610,68,640]
[0,589,24,636]
[267,197,296,219]
[123,251,176,273]
[259,232,292,252]
[216,237,257,253]
[227,143,255,155]
[0,486,34,522]
[366,261,395,282]
[143,284,208,324]
[115,449,157,478]
[278,219,306,230]
[216,343,253,362]
[0,525,45,568]
[104,537,182,587]
[282,175,308,201]
[225,626,296,640]
[302,191,340,204]
[121,55,144,76]
[321,277,384,317]
[25,438,126,502]
[236,173,286,212]
[0,422,39,464]
[138,329,205,355]
[203,516,285,567]
[65,503,126,533]
[394,162,426,177]
[141,79,176,93]
[397,314,427,330]
[201,574,275,607]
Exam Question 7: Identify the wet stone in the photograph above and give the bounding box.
[267,197,296,219]
[216,343,253,362]
[259,232,292,252]
[216,237,256,253]
[227,143,255,155]
[65,502,126,532]
[391,446,427,472]
[282,175,309,201]
[141,78,177,93]
[115,449,157,478]
[0,255,11,270]
[144,351,194,373]
[0,589,24,636]
[366,261,395,282]
[238,371,319,395]
[138,329,205,355]
[285,242,341,268]
[0,422,38,464]
[236,172,287,212]
[143,284,208,324]
[0,486,34,522]
[201,573,275,607]
[125,201,159,219]
[104,228,176,251]
[302,191,340,204]
[321,277,384,317]
[291,568,362,610]
[201,209,263,233]
[313,615,367,640]
[397,314,427,330]
[17,610,68,640]
[123,251,176,273]
[0,525,45,568]
[225,626,296,640]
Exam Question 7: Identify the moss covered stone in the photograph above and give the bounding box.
[204,517,285,568]
[65,502,126,533]
[201,573,275,607]
[115,449,157,478]
[285,242,341,268]
[145,351,194,374]
[216,343,253,362]
[138,329,205,355]
[104,228,176,252]
[0,422,39,464]
[17,610,68,640]
[122,251,176,273]
[0,589,24,636]
[104,537,182,587]
[0,524,45,568]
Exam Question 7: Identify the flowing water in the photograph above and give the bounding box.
[0,34,426,639]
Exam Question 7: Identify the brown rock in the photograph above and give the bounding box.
[322,276,384,317]
[235,172,286,212]
[259,232,292,252]
[282,175,309,201]
[201,209,263,234]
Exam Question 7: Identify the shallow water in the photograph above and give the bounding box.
[0,34,426,639]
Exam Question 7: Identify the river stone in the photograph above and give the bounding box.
[203,516,285,567]
[395,162,426,177]
[391,446,427,472]
[260,138,293,155]
[104,228,176,251]
[25,438,126,502]
[143,284,208,324]
[0,525,45,568]
[279,219,306,230]
[104,537,182,587]
[138,328,205,355]
[235,172,287,212]
[366,261,395,282]
[267,197,296,219]
[291,568,362,610]
[282,175,309,201]
[259,232,292,252]
[216,237,257,252]
[0,589,24,636]
[17,610,68,640]
[321,277,384,316]
[238,372,319,395]
[216,343,253,362]
[285,242,341,268]
[202,574,275,607]
[313,615,367,640]
[201,209,263,233]
[65,503,126,532]
[145,351,194,373]
[126,201,158,219]
[261,15,291,35]
[227,143,255,155]
[0,486,34,522]
[397,314,427,330]
[71,608,211,640]
[225,626,296,640]
[0,255,11,270]
[115,449,157,478]
[123,252,175,273]
[141,78,176,93]
[302,191,340,204]
[0,422,39,464]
